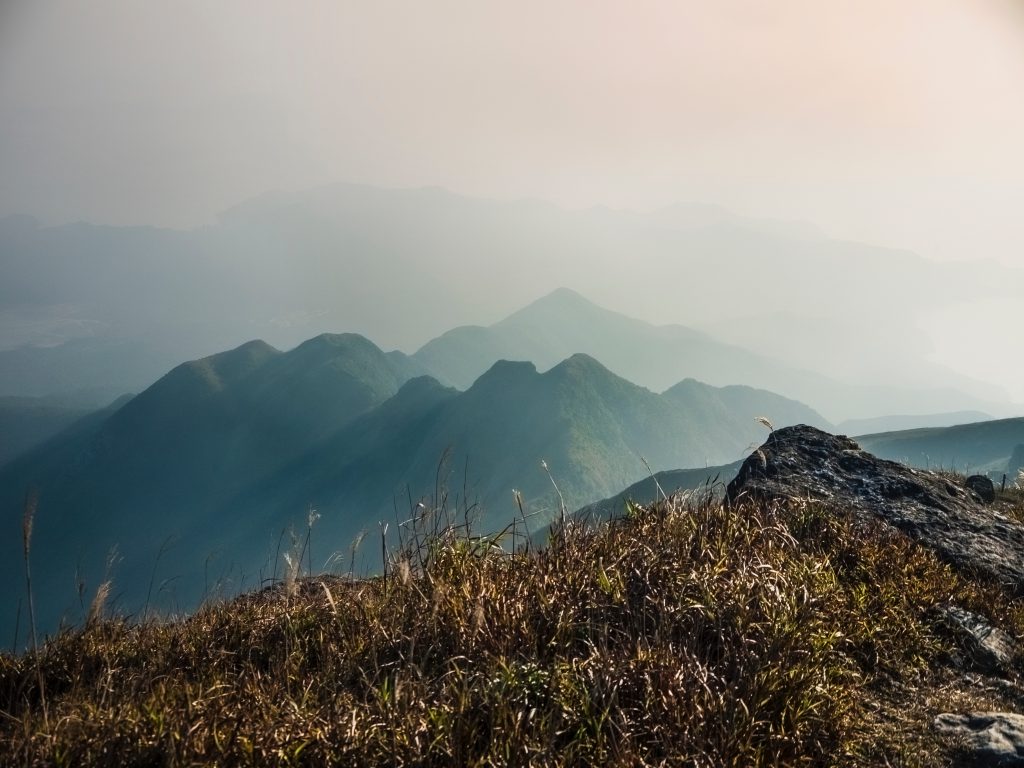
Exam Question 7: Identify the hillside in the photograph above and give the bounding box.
[237,354,826,535]
[573,460,743,522]
[858,416,1024,476]
[212,354,829,576]
[836,410,994,436]
[0,344,826,642]
[0,334,429,642]
[3,429,1023,766]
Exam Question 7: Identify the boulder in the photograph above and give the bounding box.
[938,604,1017,674]
[726,425,1024,594]
[934,712,1024,765]
[965,474,996,504]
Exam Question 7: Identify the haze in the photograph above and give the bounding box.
[1,1,1022,401]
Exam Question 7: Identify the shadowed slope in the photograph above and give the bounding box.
[0,335,428,641]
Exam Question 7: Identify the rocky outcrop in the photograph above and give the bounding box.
[938,604,1018,675]
[726,425,1024,594]
[934,712,1024,765]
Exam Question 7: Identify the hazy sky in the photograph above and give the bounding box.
[2,0,1023,267]
[1,1,1023,401]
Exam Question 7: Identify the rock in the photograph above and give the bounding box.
[966,474,996,504]
[726,426,1024,594]
[934,712,1024,765]
[938,604,1017,674]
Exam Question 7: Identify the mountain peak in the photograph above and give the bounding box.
[233,338,278,356]
[545,352,611,378]
[114,339,279,417]
[525,287,596,312]
[176,339,278,390]
[470,359,539,390]
[497,288,618,331]
[499,288,602,325]
[293,332,380,353]
[542,286,591,303]
[283,333,389,368]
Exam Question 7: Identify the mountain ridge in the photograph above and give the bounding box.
[0,338,829,640]
[5,183,1019,414]
[414,287,1007,421]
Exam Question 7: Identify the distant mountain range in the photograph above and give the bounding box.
[0,289,1011,475]
[837,411,994,436]
[232,354,827,534]
[0,332,826,642]
[2,182,1021,644]
[412,288,1007,422]
[2,183,1018,418]
[858,417,1024,476]
[1,311,1018,646]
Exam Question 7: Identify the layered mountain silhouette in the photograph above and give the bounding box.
[2,185,1018,418]
[233,354,827,536]
[413,288,1005,421]
[0,334,826,642]
[0,334,428,639]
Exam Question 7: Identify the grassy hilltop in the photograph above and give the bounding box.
[3,487,1023,766]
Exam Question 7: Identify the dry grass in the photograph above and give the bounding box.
[996,482,1024,524]
[2,494,1022,767]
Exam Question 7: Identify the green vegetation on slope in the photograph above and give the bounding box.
[0,334,429,641]
[858,416,1024,475]
[233,354,828,552]
[3,493,1022,766]
[0,342,827,643]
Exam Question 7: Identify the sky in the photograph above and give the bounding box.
[0,0,1022,397]
[2,1,1023,263]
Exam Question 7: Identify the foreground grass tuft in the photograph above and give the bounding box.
[2,495,1022,766]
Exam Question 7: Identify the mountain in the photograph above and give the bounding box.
[0,333,428,640]
[415,287,730,391]
[3,185,1019,415]
[857,417,1024,476]
[239,354,828,536]
[176,353,829,590]
[837,411,994,436]
[414,288,1005,422]
[0,343,825,641]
